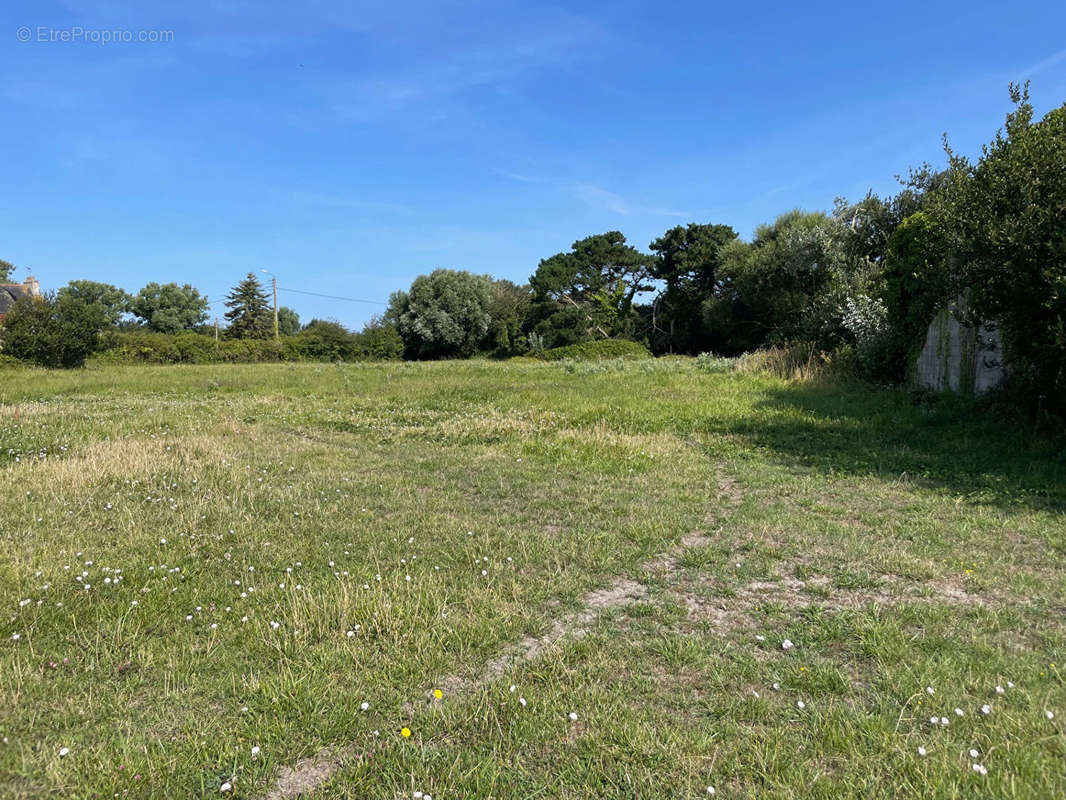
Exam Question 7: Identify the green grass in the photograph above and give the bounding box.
[0,359,1063,799]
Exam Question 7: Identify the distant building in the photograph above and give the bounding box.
[0,276,42,323]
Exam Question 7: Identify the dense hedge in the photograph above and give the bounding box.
[536,339,652,361]
[93,330,401,364]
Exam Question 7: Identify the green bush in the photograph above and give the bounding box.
[537,339,651,361]
[291,320,356,361]
[0,293,108,368]
[353,319,404,360]
[930,87,1066,411]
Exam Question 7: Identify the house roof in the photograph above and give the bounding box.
[0,283,30,316]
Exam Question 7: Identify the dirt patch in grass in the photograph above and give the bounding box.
[266,751,344,800]
[673,570,992,633]
[451,577,651,693]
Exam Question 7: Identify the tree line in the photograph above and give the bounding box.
[1,85,1063,412]
[0,271,401,367]
[382,85,1065,412]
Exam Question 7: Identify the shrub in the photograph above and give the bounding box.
[352,319,403,361]
[0,293,107,368]
[537,339,651,361]
[931,86,1066,411]
[292,320,356,361]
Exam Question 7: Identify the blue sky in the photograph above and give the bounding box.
[3,1,1065,329]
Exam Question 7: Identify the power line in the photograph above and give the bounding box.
[277,286,387,306]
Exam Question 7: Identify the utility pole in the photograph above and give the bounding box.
[272,275,279,340]
[214,317,219,342]
[263,269,279,340]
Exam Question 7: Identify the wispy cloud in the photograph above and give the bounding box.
[496,170,689,218]
[1017,47,1066,79]
[571,183,688,218]
[325,12,608,122]
[495,169,545,184]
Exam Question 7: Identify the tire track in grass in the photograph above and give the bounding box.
[260,474,742,799]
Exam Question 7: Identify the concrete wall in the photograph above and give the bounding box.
[914,302,1004,394]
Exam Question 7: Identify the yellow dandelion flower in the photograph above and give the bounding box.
[433,689,443,700]
[401,727,412,738]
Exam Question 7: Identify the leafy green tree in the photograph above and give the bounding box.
[931,83,1066,409]
[648,223,737,353]
[224,273,272,340]
[0,292,107,367]
[131,282,209,333]
[485,279,531,356]
[528,232,654,346]
[277,306,301,336]
[877,211,953,379]
[293,319,355,360]
[57,280,131,326]
[386,269,493,359]
[708,211,848,352]
[0,259,14,282]
[352,316,404,360]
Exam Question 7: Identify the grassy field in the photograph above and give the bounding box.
[1,359,1064,799]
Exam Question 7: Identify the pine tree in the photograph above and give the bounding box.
[224,273,272,339]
